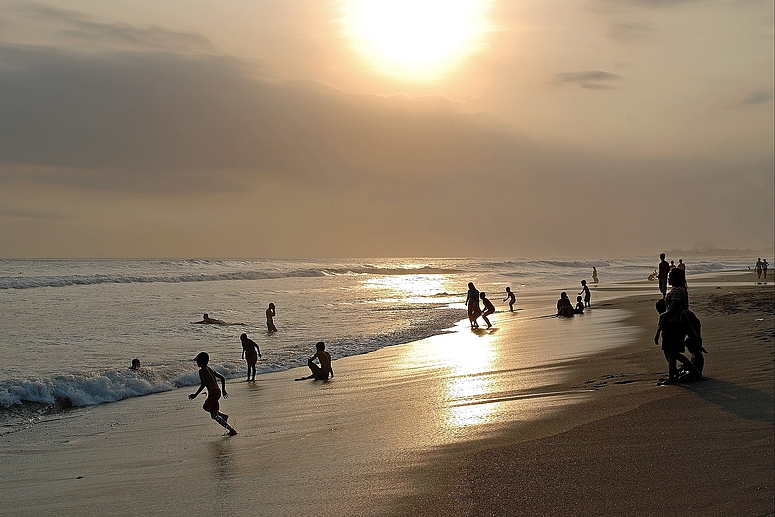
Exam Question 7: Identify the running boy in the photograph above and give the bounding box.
[189,352,237,435]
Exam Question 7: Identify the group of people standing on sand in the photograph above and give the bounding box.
[466,282,518,329]
[653,253,707,385]
[556,278,592,317]
[755,258,769,279]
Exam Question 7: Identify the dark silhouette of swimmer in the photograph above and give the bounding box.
[592,267,599,284]
[192,313,223,324]
[130,358,141,370]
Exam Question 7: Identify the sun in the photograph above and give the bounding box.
[341,0,491,81]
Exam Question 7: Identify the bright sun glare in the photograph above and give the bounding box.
[341,0,490,81]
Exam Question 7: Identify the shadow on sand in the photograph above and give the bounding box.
[690,377,774,424]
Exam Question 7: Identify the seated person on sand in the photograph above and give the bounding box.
[296,342,334,381]
[574,296,585,314]
[556,292,575,317]
[192,313,223,324]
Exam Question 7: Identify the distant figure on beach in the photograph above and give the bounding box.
[266,303,277,332]
[670,260,676,270]
[592,267,599,284]
[658,253,670,299]
[648,270,658,281]
[654,268,700,385]
[556,292,575,317]
[677,259,685,271]
[503,287,516,312]
[480,292,496,329]
[578,279,591,308]
[192,313,223,325]
[240,333,261,382]
[295,342,333,381]
[763,258,769,279]
[130,358,141,370]
[189,352,237,435]
[465,282,482,329]
[755,258,763,278]
[574,296,585,314]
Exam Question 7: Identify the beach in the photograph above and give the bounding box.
[0,270,772,516]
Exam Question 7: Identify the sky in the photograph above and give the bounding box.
[0,0,772,258]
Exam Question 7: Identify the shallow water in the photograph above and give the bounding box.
[0,256,753,422]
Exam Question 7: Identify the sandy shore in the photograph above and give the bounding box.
[0,271,772,516]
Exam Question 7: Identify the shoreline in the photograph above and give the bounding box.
[396,271,774,516]
[0,270,772,516]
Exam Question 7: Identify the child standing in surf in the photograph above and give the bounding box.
[189,352,237,435]
[503,287,516,312]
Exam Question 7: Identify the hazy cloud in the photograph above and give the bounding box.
[555,70,621,89]
[742,90,774,105]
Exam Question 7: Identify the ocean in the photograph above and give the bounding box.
[0,256,754,429]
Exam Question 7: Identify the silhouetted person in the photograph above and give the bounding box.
[658,253,670,299]
[480,292,495,329]
[240,333,261,381]
[592,267,599,284]
[755,258,763,279]
[677,259,685,271]
[579,279,591,308]
[296,342,333,381]
[654,268,700,385]
[763,258,769,279]
[266,303,277,332]
[189,352,237,435]
[503,287,516,312]
[557,292,575,317]
[466,282,482,329]
[193,313,223,324]
[574,296,585,314]
[130,358,141,370]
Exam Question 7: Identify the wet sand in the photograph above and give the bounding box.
[0,271,772,516]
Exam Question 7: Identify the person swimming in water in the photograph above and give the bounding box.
[192,313,223,324]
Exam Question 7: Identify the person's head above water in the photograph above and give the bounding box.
[195,351,209,367]
[315,341,325,351]
[130,358,141,370]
